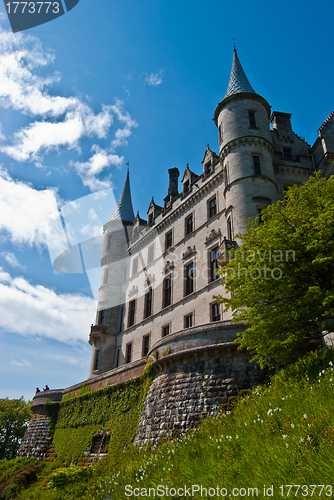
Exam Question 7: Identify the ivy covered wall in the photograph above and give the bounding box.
[46,363,156,464]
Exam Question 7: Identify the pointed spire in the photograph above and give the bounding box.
[224,45,256,99]
[109,169,135,223]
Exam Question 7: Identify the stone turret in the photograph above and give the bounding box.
[89,170,135,377]
[214,46,278,238]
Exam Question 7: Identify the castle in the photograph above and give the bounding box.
[87,46,333,380]
[19,47,334,455]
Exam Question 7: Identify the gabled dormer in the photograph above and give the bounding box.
[132,211,147,242]
[147,197,163,226]
[181,163,200,195]
[202,144,219,177]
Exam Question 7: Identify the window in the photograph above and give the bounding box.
[183,180,190,194]
[211,302,221,322]
[126,342,132,364]
[98,309,106,325]
[119,306,124,332]
[208,196,217,218]
[132,257,138,276]
[165,230,173,251]
[184,262,194,296]
[184,313,193,328]
[103,269,109,285]
[205,161,212,175]
[128,300,136,327]
[148,213,153,226]
[185,214,193,236]
[142,334,150,357]
[94,350,100,370]
[147,244,154,264]
[219,124,223,143]
[115,348,120,368]
[144,288,152,318]
[249,111,256,129]
[209,246,219,282]
[253,155,261,175]
[162,325,170,337]
[106,234,112,250]
[283,148,291,160]
[227,217,232,241]
[163,277,172,308]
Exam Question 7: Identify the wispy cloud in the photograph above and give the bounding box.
[0,267,96,344]
[0,30,137,191]
[0,252,25,269]
[73,100,138,191]
[145,70,163,87]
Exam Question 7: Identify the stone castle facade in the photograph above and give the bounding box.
[88,46,334,380]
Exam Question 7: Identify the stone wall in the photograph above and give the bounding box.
[135,347,265,444]
[17,390,63,460]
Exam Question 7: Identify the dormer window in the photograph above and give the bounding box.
[205,161,212,175]
[249,111,256,129]
[183,180,190,194]
[148,213,153,226]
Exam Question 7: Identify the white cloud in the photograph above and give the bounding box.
[2,104,113,162]
[0,31,77,117]
[0,267,96,344]
[0,167,58,247]
[0,251,25,269]
[72,101,137,191]
[145,70,163,87]
[0,31,137,191]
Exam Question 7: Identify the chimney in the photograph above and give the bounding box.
[168,167,179,196]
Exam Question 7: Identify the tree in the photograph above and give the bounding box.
[217,173,334,368]
[0,397,32,459]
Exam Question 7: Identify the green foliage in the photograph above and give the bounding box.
[51,364,156,463]
[217,173,334,367]
[13,348,334,500]
[0,459,43,499]
[0,398,32,460]
[47,465,92,488]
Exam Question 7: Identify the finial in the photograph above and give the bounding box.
[125,161,129,173]
[186,162,189,168]
[207,143,210,148]
[233,39,236,51]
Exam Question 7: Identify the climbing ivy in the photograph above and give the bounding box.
[49,363,156,463]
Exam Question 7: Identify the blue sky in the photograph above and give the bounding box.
[0,0,333,401]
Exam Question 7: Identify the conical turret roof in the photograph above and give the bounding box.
[109,170,135,223]
[224,46,256,98]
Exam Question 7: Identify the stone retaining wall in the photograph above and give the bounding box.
[17,411,52,459]
[135,351,265,444]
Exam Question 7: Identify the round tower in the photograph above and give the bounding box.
[214,46,278,239]
[89,170,135,377]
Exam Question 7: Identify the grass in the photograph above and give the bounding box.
[5,348,334,499]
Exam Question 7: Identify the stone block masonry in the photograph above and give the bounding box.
[135,355,265,444]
